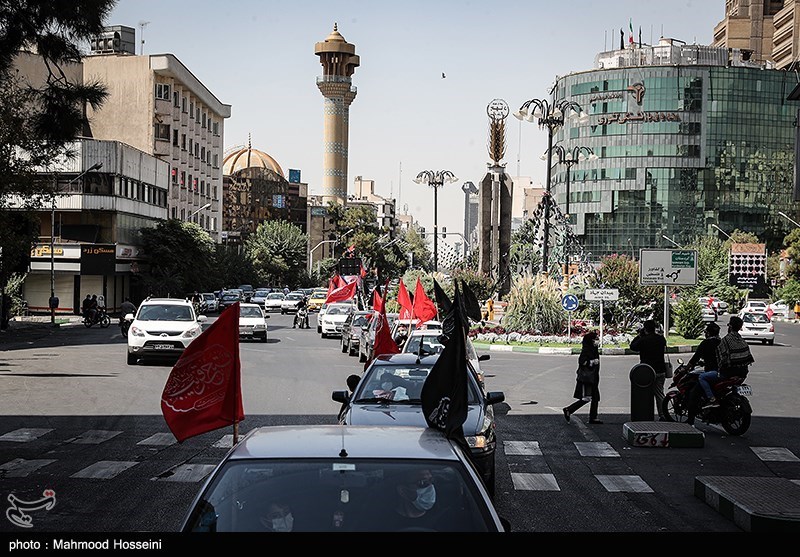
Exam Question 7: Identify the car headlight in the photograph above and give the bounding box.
[182,326,202,338]
[130,326,146,337]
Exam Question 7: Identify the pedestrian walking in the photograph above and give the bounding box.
[629,319,667,420]
[487,298,495,322]
[563,331,602,424]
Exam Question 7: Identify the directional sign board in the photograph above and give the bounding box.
[561,294,579,312]
[585,288,619,301]
[639,249,698,286]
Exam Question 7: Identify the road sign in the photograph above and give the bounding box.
[639,249,698,286]
[561,294,579,312]
[585,288,619,301]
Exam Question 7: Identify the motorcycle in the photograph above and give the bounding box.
[661,358,753,435]
[83,307,111,329]
[294,307,310,329]
[120,317,131,336]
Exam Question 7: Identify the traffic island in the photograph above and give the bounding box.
[695,476,800,532]
[623,421,705,448]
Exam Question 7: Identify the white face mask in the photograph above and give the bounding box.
[412,484,436,511]
[271,513,293,532]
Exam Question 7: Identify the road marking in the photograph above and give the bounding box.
[71,460,138,479]
[0,458,56,477]
[511,473,560,491]
[68,430,122,444]
[151,463,216,483]
[0,428,53,442]
[137,433,176,446]
[751,446,800,462]
[504,441,542,456]
[574,441,620,458]
[595,475,653,493]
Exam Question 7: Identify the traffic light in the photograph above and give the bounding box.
[338,257,362,276]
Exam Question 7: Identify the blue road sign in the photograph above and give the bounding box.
[562,294,579,312]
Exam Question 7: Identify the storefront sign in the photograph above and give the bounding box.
[80,244,116,275]
[31,246,64,257]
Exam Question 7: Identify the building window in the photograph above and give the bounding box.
[213,121,219,135]
[182,96,187,113]
[171,168,177,184]
[189,100,194,117]
[188,138,193,153]
[196,107,200,121]
[213,153,219,167]
[202,112,207,128]
[181,208,185,220]
[180,171,186,187]
[172,129,178,146]
[201,146,205,160]
[171,207,177,219]
[173,91,179,107]
[194,144,199,158]
[154,123,170,141]
[213,185,218,200]
[181,133,186,150]
[155,83,171,101]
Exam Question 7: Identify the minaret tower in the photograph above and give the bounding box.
[315,23,360,206]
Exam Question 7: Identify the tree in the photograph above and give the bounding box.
[213,245,257,289]
[591,254,660,331]
[674,298,704,339]
[139,219,217,296]
[245,220,308,287]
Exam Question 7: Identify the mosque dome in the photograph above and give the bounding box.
[222,144,285,179]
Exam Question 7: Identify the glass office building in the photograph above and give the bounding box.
[550,38,799,261]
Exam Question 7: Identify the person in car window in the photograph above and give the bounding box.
[258,501,294,532]
[378,469,452,531]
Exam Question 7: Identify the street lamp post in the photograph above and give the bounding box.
[50,162,103,325]
[514,98,587,274]
[778,211,800,229]
[190,202,211,221]
[308,228,354,275]
[711,223,732,240]
[662,234,681,248]
[413,170,458,272]
[550,144,597,285]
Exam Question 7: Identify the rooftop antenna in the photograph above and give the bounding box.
[139,21,150,55]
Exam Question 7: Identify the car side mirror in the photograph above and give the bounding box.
[478,354,490,362]
[264,314,270,318]
[197,315,208,322]
[124,313,134,321]
[485,391,505,406]
[332,390,350,404]
[677,358,684,365]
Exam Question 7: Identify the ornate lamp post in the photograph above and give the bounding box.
[413,170,458,272]
[514,98,587,274]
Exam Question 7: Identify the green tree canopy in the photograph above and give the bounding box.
[245,219,308,288]
[591,254,661,331]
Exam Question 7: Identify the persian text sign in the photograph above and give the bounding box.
[639,249,698,286]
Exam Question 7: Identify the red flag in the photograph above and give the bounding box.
[326,276,337,298]
[766,307,774,319]
[412,278,438,325]
[397,280,414,320]
[335,274,348,289]
[372,288,384,312]
[161,302,244,443]
[367,300,400,367]
[326,280,357,304]
[359,263,367,279]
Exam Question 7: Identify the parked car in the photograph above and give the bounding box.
[218,292,242,311]
[341,310,373,356]
[250,290,270,308]
[307,289,328,312]
[358,312,399,363]
[320,302,354,338]
[769,299,791,319]
[126,297,206,365]
[739,300,769,315]
[262,292,285,313]
[179,425,508,532]
[201,292,218,313]
[281,292,305,314]
[333,353,505,497]
[740,311,775,345]
[238,302,270,342]
[400,329,490,384]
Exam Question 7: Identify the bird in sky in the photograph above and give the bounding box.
[442,72,446,78]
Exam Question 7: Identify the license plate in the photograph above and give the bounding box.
[239,330,252,335]
[737,385,753,396]
[153,344,172,350]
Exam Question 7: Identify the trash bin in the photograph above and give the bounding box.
[629,363,655,421]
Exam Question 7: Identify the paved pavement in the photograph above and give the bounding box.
[2,315,799,532]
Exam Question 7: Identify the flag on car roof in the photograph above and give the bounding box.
[397,279,414,320]
[432,278,452,318]
[421,286,469,450]
[367,291,400,368]
[161,301,244,443]
[412,277,438,325]
[459,281,483,323]
[326,279,357,304]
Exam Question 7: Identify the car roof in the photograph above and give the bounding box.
[141,298,192,305]
[371,352,440,366]
[239,303,261,308]
[228,425,461,461]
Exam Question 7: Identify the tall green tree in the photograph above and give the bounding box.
[245,220,308,288]
[139,219,217,296]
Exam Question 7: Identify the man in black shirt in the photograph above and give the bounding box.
[630,320,667,420]
[685,322,721,425]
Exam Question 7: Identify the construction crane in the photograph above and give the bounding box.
[138,21,150,55]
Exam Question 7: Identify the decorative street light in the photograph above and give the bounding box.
[413,170,458,272]
[711,223,732,240]
[50,162,103,325]
[190,202,211,220]
[662,234,681,248]
[778,211,800,229]
[308,228,354,275]
[515,97,588,274]
[548,144,597,286]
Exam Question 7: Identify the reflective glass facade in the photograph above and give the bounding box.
[552,61,799,261]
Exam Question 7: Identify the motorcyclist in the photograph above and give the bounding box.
[293,296,309,329]
[120,297,137,319]
[81,294,92,320]
[685,322,722,426]
[87,295,99,323]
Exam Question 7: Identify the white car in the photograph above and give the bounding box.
[262,292,285,312]
[739,300,769,315]
[740,311,775,345]
[768,299,791,319]
[320,302,354,338]
[238,302,269,342]
[201,293,218,313]
[281,292,304,314]
[126,298,207,365]
[390,319,443,341]
[400,329,490,384]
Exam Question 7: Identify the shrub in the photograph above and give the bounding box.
[674,297,704,339]
[503,274,564,334]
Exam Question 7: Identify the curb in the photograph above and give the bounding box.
[476,343,698,355]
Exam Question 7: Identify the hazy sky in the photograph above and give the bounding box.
[107,0,722,244]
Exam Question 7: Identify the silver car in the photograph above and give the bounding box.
[179,425,508,532]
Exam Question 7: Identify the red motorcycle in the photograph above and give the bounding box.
[661,358,753,436]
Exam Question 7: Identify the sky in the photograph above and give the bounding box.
[106,0,723,247]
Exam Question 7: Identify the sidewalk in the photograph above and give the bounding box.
[473,342,699,355]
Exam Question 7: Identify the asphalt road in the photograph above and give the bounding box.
[1,311,799,536]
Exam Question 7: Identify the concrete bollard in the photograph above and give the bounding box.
[629,363,656,421]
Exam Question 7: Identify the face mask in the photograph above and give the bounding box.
[412,484,436,511]
[271,513,293,532]
[381,382,393,391]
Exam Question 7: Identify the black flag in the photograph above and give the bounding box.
[459,281,483,323]
[619,28,624,50]
[421,285,469,450]
[432,278,452,317]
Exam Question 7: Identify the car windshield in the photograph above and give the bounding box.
[267,294,284,300]
[286,294,302,301]
[353,315,370,327]
[223,295,239,301]
[327,305,351,315]
[743,312,770,323]
[137,304,194,321]
[240,307,263,318]
[403,335,445,357]
[355,364,480,404]
[203,294,215,301]
[183,459,493,532]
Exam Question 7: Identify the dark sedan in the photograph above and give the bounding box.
[332,353,505,497]
[218,293,241,311]
[340,310,373,357]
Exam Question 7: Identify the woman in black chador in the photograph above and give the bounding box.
[563,331,602,424]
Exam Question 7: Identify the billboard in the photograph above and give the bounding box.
[729,243,768,296]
